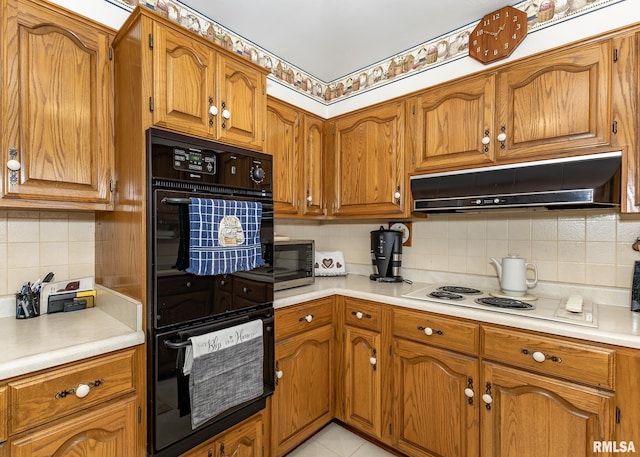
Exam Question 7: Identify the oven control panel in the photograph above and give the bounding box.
[173,147,217,175]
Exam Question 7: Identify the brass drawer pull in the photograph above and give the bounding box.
[55,378,104,399]
[521,348,562,363]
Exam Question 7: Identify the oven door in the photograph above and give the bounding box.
[152,307,274,456]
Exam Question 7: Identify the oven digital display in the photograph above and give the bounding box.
[172,148,216,175]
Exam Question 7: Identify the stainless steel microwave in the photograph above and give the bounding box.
[273,240,315,291]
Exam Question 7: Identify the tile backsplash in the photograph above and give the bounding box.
[276,210,640,289]
[0,210,95,296]
[2,208,638,296]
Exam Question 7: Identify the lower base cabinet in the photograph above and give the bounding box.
[267,296,640,457]
[181,412,265,457]
[272,297,335,456]
[2,348,138,457]
[394,339,479,457]
[9,395,137,457]
[481,361,614,457]
[343,325,382,438]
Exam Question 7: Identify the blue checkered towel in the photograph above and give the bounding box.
[186,198,264,275]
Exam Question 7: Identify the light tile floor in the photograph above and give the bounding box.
[287,422,396,457]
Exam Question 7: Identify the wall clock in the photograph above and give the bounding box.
[389,222,412,247]
[469,5,528,64]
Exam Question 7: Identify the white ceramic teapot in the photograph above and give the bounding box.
[489,254,538,296]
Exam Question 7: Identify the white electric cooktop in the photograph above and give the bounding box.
[402,285,598,328]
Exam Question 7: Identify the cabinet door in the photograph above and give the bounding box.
[300,113,325,217]
[268,98,300,216]
[272,325,333,456]
[1,0,113,206]
[152,22,217,138]
[332,102,407,217]
[409,73,497,171]
[9,396,136,457]
[394,338,479,457]
[343,326,381,437]
[215,413,263,457]
[481,361,614,457]
[217,55,266,150]
[496,41,612,161]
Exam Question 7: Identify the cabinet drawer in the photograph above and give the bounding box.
[393,307,479,354]
[233,276,268,304]
[481,326,615,389]
[9,349,135,433]
[344,298,382,331]
[276,297,334,340]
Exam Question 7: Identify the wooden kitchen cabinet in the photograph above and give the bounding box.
[408,73,497,171]
[181,412,264,457]
[394,339,479,457]
[343,325,382,438]
[615,348,640,448]
[217,55,266,150]
[268,97,300,215]
[611,30,639,213]
[300,112,326,217]
[272,298,334,456]
[121,7,267,152]
[330,100,408,218]
[409,40,615,174]
[480,324,616,457]
[268,97,326,218]
[9,395,137,457]
[392,307,480,457]
[0,0,114,210]
[4,348,137,457]
[339,298,386,439]
[495,40,612,161]
[152,21,217,139]
[0,386,6,451]
[480,361,614,457]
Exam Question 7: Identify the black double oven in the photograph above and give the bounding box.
[146,129,274,457]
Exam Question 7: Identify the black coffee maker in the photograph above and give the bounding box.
[370,226,403,282]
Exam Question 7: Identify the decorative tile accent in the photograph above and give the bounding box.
[109,0,623,104]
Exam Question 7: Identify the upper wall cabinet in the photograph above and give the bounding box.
[268,97,300,215]
[151,23,216,139]
[496,40,612,161]
[151,15,266,150]
[0,0,114,210]
[330,101,409,218]
[409,40,615,174]
[408,73,497,171]
[268,97,325,218]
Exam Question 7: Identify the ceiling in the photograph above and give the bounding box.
[180,0,511,82]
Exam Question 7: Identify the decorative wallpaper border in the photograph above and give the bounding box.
[112,0,624,104]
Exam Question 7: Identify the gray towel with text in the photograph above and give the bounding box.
[189,335,263,429]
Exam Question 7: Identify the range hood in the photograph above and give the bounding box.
[411,152,621,213]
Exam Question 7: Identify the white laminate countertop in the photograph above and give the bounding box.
[275,275,640,350]
[0,285,144,380]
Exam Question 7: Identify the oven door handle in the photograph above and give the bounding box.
[161,197,191,205]
[163,338,192,349]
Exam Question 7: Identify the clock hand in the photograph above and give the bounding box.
[487,24,506,39]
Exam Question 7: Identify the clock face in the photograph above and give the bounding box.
[469,6,528,64]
